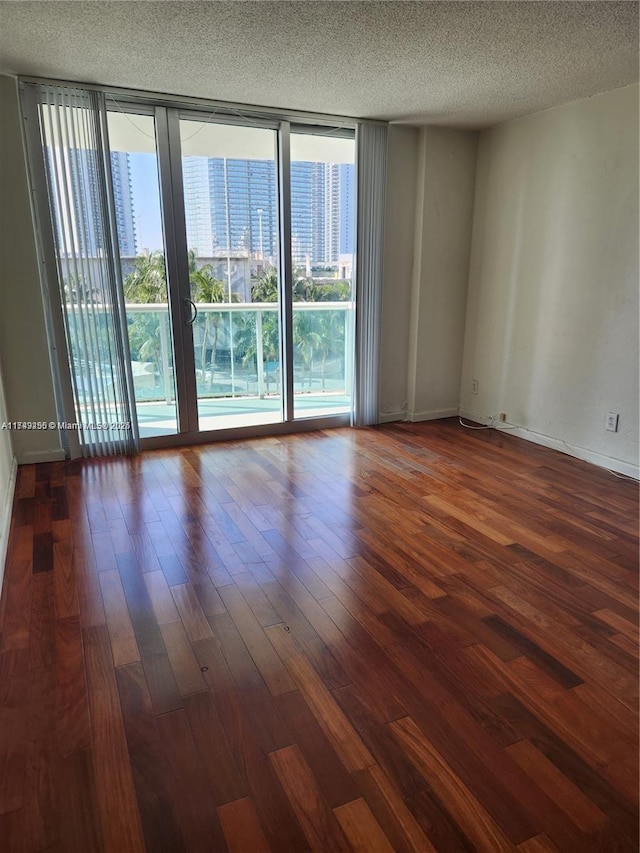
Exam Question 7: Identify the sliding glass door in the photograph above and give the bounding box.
[106,109,179,438]
[178,118,283,432]
[102,105,356,444]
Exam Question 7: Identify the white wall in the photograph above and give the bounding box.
[379,125,419,421]
[406,126,478,421]
[0,75,63,464]
[460,84,639,475]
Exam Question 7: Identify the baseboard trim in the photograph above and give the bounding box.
[458,408,493,426]
[408,408,459,423]
[0,456,18,593]
[459,409,639,480]
[379,410,407,424]
[16,448,66,465]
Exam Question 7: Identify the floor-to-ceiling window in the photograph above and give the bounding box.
[27,83,360,450]
[106,109,179,438]
[107,107,357,444]
[290,131,356,419]
[178,117,284,432]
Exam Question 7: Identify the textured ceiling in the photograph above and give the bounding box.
[0,1,637,128]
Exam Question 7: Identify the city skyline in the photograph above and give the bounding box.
[47,145,355,271]
[46,147,138,258]
[131,153,355,266]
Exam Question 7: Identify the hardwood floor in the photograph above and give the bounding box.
[0,419,637,852]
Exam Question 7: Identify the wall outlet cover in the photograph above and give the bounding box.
[606,412,619,432]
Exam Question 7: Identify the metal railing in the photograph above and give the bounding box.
[123,301,355,403]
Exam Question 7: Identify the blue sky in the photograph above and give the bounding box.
[130,153,164,252]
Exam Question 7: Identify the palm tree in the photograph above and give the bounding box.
[64,274,104,305]
[236,308,281,396]
[317,309,345,390]
[251,267,320,303]
[123,250,242,393]
[293,312,321,390]
[251,268,279,302]
[249,267,349,393]
[314,280,351,302]
[123,250,167,303]
[188,256,230,389]
[122,252,169,388]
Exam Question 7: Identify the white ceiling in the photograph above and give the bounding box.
[0,1,637,128]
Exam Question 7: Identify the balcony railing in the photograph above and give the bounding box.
[122,301,354,404]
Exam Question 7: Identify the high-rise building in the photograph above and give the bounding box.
[110,151,137,257]
[209,158,278,260]
[183,156,214,255]
[322,163,355,264]
[290,161,325,265]
[324,164,340,264]
[292,161,354,265]
[51,146,103,256]
[338,163,355,256]
[181,155,354,268]
[46,146,137,258]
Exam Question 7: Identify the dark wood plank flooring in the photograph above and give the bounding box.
[0,419,637,852]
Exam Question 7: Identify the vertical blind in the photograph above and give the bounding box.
[37,84,139,456]
[354,122,388,426]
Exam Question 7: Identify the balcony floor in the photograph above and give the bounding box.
[137,392,352,437]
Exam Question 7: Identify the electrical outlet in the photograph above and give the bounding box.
[498,413,507,422]
[471,379,479,395]
[606,412,619,432]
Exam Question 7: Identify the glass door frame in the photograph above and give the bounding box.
[278,120,296,425]
[140,106,355,450]
[155,106,199,436]
[151,107,293,445]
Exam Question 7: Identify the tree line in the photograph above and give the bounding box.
[119,251,350,395]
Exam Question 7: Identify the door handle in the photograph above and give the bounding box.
[184,298,198,326]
